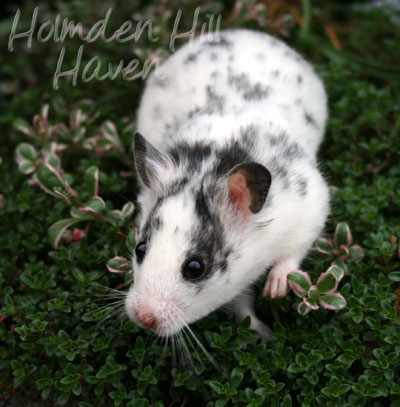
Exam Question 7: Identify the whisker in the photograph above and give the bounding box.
[177,330,195,372]
[178,317,222,374]
[182,327,204,371]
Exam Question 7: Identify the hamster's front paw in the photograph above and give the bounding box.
[263,258,298,299]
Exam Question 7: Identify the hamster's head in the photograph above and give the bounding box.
[125,133,271,337]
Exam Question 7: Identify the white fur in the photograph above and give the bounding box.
[126,29,330,339]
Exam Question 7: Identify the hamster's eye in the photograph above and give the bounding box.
[135,241,147,264]
[182,258,205,280]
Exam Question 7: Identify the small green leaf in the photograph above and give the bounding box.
[308,286,320,300]
[80,197,105,213]
[121,202,135,220]
[388,272,400,282]
[106,210,124,227]
[206,380,224,394]
[85,166,99,197]
[287,271,312,297]
[319,293,347,310]
[18,160,36,174]
[36,163,66,191]
[334,223,352,247]
[16,143,37,161]
[127,228,136,250]
[297,301,312,315]
[106,256,131,274]
[14,118,35,138]
[315,237,334,254]
[316,272,337,294]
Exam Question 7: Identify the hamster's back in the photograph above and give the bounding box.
[137,29,327,158]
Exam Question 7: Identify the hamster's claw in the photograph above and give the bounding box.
[263,258,298,299]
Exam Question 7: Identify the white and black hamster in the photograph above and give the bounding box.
[125,29,329,341]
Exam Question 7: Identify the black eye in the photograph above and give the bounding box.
[182,258,205,280]
[135,241,147,264]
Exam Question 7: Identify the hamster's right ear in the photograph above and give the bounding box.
[133,132,173,190]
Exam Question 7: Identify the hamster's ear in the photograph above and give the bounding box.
[227,162,271,218]
[133,132,173,190]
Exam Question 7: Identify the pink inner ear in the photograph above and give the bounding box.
[228,171,252,218]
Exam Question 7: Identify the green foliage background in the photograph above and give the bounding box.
[1,1,400,406]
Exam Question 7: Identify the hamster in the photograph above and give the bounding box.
[125,29,329,341]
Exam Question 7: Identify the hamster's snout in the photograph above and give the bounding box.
[126,289,182,336]
[136,307,157,330]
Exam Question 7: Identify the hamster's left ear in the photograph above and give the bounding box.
[133,132,174,190]
[227,162,271,218]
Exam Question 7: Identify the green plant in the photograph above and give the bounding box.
[1,0,400,406]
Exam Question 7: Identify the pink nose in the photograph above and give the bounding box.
[136,309,157,330]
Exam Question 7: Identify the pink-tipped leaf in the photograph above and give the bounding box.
[304,297,319,310]
[121,202,135,220]
[316,267,342,294]
[16,143,37,162]
[287,270,312,298]
[49,216,93,249]
[14,118,35,138]
[315,237,334,255]
[334,223,352,248]
[338,244,350,260]
[106,256,132,273]
[79,197,106,214]
[319,293,347,310]
[297,301,313,315]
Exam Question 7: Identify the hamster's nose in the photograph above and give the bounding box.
[136,308,157,330]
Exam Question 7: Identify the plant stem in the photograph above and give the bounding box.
[301,0,311,39]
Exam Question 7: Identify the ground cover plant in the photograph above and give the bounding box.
[1,0,400,406]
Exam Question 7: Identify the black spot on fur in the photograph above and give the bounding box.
[305,111,318,128]
[274,165,288,179]
[295,177,308,197]
[206,85,225,113]
[240,124,258,147]
[142,214,162,243]
[165,115,182,135]
[297,74,303,84]
[228,72,270,101]
[186,187,228,283]
[140,178,188,242]
[165,177,190,198]
[168,142,213,173]
[282,142,304,160]
[210,52,218,61]
[272,69,280,76]
[184,53,197,64]
[213,141,251,177]
[243,83,270,101]
[269,133,288,146]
